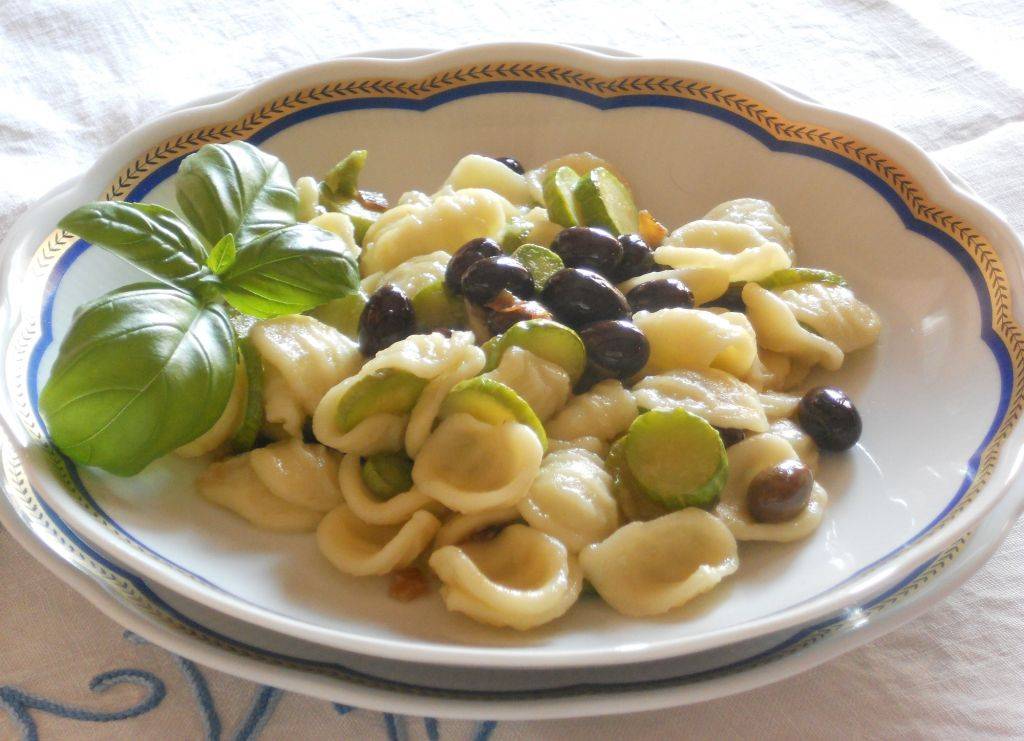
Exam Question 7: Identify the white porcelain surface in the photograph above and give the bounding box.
[2,42,1024,669]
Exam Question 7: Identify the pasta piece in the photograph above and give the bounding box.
[444,154,533,205]
[547,436,609,457]
[361,188,514,274]
[617,266,730,306]
[715,433,827,541]
[337,452,435,525]
[196,456,323,533]
[249,438,343,511]
[704,198,795,258]
[295,176,320,222]
[632,368,769,432]
[360,250,450,298]
[484,346,571,422]
[759,390,801,420]
[751,350,813,392]
[742,283,844,371]
[518,448,619,552]
[412,413,544,513]
[429,524,582,630]
[525,152,624,203]
[251,315,363,437]
[361,330,479,379]
[405,344,487,457]
[775,282,881,353]
[579,509,738,617]
[176,359,247,457]
[545,379,638,443]
[309,212,359,261]
[519,206,563,247]
[317,505,440,577]
[433,507,521,548]
[633,308,757,377]
[657,219,792,282]
[768,418,820,471]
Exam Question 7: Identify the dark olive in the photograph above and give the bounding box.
[492,156,525,175]
[704,281,746,311]
[612,234,657,282]
[445,237,503,294]
[626,278,695,313]
[579,320,650,379]
[715,427,747,448]
[540,268,630,328]
[485,293,553,335]
[359,284,416,356]
[461,256,535,306]
[747,460,814,523]
[798,386,862,451]
[550,226,623,276]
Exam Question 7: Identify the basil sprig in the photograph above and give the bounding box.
[42,141,360,476]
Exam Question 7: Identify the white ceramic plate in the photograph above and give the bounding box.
[2,42,1024,668]
[2,430,1019,720]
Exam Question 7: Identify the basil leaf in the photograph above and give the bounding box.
[58,202,210,288]
[39,285,237,476]
[175,141,298,246]
[218,223,360,319]
[206,233,236,274]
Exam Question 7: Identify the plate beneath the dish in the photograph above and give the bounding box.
[3,42,1024,668]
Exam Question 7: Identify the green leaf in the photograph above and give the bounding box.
[39,285,237,476]
[58,202,210,289]
[323,150,367,200]
[175,141,298,246]
[206,233,236,274]
[219,223,360,319]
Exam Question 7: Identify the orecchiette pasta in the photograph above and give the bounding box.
[405,344,487,458]
[758,390,802,420]
[444,154,533,206]
[361,188,514,274]
[317,505,441,577]
[176,359,247,457]
[545,379,638,443]
[197,455,323,533]
[775,282,881,353]
[768,418,820,471]
[412,413,544,513]
[656,219,791,282]
[617,266,731,306]
[715,433,828,541]
[249,438,343,511]
[429,524,582,630]
[547,436,609,458]
[337,452,435,525]
[360,250,450,298]
[518,447,619,552]
[632,367,769,432]
[518,206,563,247]
[633,308,757,378]
[484,346,571,422]
[309,212,360,261]
[579,509,739,617]
[433,507,521,548]
[703,198,795,258]
[742,283,844,371]
[251,315,363,437]
[295,176,320,222]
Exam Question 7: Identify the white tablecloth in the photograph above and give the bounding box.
[2,1,1023,738]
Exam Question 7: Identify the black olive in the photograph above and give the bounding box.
[705,281,746,311]
[492,156,525,174]
[550,227,623,276]
[485,293,553,335]
[797,386,862,451]
[612,234,657,282]
[358,284,415,356]
[626,278,695,313]
[445,237,503,294]
[579,320,650,379]
[540,268,630,328]
[747,460,814,523]
[461,256,535,306]
[715,427,747,448]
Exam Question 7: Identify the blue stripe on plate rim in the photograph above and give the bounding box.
[19,80,1011,628]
